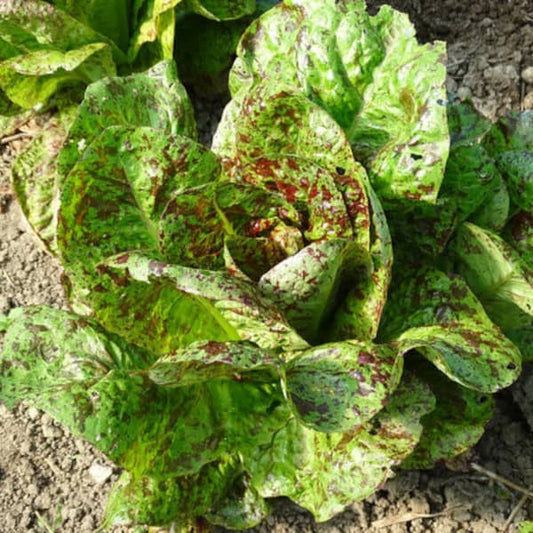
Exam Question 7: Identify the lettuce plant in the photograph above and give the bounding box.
[0,0,531,531]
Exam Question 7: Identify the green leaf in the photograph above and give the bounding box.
[58,127,216,274]
[58,60,197,179]
[380,265,522,392]
[187,0,255,21]
[230,0,449,205]
[0,0,125,108]
[401,360,494,469]
[149,340,281,386]
[259,239,371,344]
[329,185,393,341]
[245,371,435,522]
[11,105,77,254]
[482,110,533,155]
[452,222,533,360]
[285,340,402,432]
[495,150,533,212]
[504,211,533,268]
[102,252,309,352]
[469,177,510,232]
[128,0,184,64]
[446,97,492,148]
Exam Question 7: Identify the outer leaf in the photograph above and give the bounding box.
[58,127,217,272]
[245,371,435,521]
[495,150,533,212]
[284,340,402,433]
[230,0,448,205]
[482,110,533,155]
[0,43,116,108]
[469,177,510,232]
[58,60,196,179]
[11,105,76,253]
[380,266,522,392]
[452,222,533,359]
[259,239,371,344]
[0,305,289,483]
[401,361,494,469]
[103,252,309,352]
[0,0,125,107]
[446,97,492,148]
[149,340,281,386]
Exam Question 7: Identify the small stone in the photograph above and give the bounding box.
[457,86,472,101]
[483,64,519,86]
[523,91,533,110]
[88,462,113,485]
[521,66,533,85]
[42,425,64,439]
[26,406,40,420]
[34,493,52,510]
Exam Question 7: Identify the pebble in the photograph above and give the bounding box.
[26,406,40,420]
[483,64,519,86]
[457,86,472,101]
[42,425,64,439]
[88,462,113,485]
[521,66,533,85]
[523,91,533,110]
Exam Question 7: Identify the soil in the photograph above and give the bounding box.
[1,0,533,532]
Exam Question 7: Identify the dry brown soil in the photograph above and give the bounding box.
[1,0,533,531]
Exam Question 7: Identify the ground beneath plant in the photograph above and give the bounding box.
[1,0,533,531]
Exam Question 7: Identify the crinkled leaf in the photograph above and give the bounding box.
[245,371,435,521]
[259,239,371,344]
[284,340,402,433]
[230,0,448,205]
[214,84,371,251]
[11,105,76,254]
[149,340,280,386]
[103,252,309,352]
[452,222,533,359]
[58,61,196,179]
[380,266,521,392]
[401,361,494,469]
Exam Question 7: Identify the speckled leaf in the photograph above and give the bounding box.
[102,252,309,352]
[469,177,510,232]
[0,305,289,491]
[259,239,371,344]
[149,340,281,386]
[446,97,492,148]
[380,266,521,392]
[0,0,122,107]
[58,126,218,274]
[284,340,402,433]
[245,371,435,521]
[482,110,533,155]
[328,185,392,341]
[159,184,225,269]
[213,84,371,251]
[58,60,196,179]
[188,0,255,21]
[504,211,533,268]
[11,105,76,254]
[104,457,270,530]
[495,150,533,212]
[452,222,533,358]
[401,361,494,469]
[230,0,448,205]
